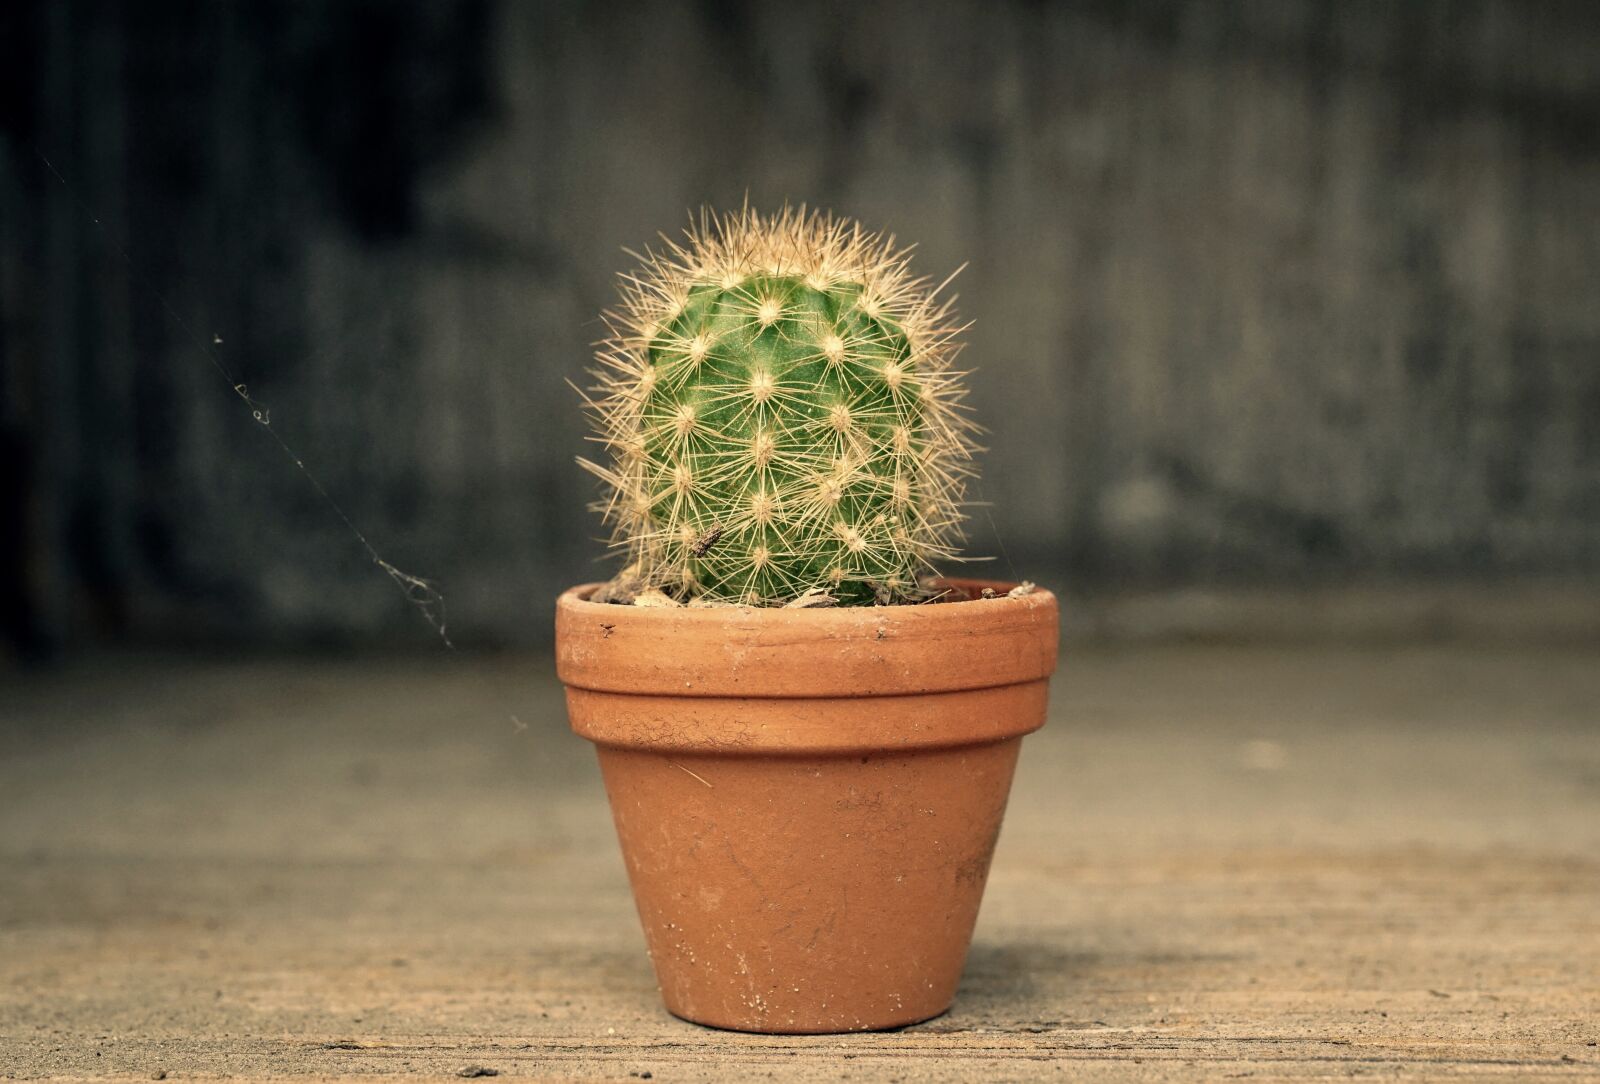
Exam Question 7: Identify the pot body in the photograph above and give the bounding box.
[557,579,1058,1033]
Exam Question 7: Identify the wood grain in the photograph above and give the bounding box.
[2,643,1597,1079]
[7,1,1600,648]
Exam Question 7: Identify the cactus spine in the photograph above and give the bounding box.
[582,207,978,605]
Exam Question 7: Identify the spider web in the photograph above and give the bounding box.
[35,149,453,649]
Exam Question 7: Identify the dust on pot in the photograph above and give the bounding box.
[558,207,1060,1033]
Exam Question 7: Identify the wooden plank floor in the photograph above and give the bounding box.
[2,645,1597,1080]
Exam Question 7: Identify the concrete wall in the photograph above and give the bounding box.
[4,0,1598,650]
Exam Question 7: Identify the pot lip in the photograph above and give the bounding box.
[557,575,1050,622]
[555,575,1060,700]
[569,681,1050,754]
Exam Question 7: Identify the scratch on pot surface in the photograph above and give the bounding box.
[806,908,838,950]
[670,761,713,788]
[723,840,766,892]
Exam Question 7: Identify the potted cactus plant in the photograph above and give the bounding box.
[556,207,1059,1033]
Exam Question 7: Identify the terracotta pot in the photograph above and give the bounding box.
[556,578,1059,1034]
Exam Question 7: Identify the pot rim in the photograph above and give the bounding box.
[556,576,1059,700]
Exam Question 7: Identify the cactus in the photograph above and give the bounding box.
[580,207,978,605]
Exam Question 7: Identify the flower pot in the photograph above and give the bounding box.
[556,578,1059,1034]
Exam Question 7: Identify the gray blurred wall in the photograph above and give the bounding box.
[3,0,1598,651]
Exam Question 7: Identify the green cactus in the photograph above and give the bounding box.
[581,207,978,605]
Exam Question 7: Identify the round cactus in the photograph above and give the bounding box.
[581,207,978,605]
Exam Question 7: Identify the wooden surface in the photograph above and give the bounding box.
[2,644,1598,1080]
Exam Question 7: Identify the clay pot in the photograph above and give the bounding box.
[556,578,1059,1034]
